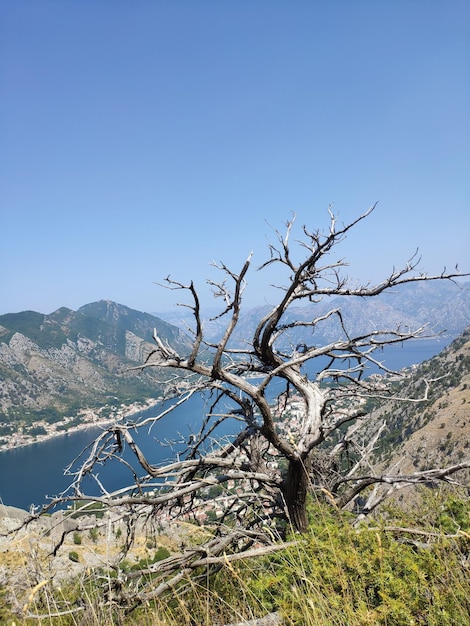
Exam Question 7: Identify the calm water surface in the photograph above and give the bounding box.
[0,338,452,510]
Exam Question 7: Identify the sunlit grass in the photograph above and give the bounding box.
[1,488,469,625]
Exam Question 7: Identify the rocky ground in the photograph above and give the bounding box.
[0,502,178,617]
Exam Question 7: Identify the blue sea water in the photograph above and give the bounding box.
[0,394,240,511]
[0,337,452,511]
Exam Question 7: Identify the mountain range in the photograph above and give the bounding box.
[0,280,469,444]
[156,280,470,346]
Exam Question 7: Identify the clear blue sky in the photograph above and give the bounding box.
[1,1,469,315]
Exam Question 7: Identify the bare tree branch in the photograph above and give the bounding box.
[23,206,469,611]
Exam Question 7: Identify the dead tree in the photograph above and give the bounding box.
[56,205,470,543]
[9,205,469,615]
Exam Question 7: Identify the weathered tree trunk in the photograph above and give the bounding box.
[282,457,311,533]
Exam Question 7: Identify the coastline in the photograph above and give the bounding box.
[0,399,158,454]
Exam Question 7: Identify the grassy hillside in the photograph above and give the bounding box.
[1,491,469,625]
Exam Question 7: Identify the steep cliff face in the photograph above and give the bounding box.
[0,301,191,424]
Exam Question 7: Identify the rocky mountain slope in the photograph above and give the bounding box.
[0,301,191,431]
[370,325,470,472]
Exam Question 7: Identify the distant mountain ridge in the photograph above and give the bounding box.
[156,281,470,346]
[0,300,191,430]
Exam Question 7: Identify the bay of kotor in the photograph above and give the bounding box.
[0,338,452,510]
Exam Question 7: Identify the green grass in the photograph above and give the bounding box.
[189,492,470,625]
[1,489,469,625]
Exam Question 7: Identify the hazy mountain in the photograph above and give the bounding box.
[0,300,191,427]
[156,281,470,346]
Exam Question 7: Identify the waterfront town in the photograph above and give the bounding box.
[0,399,157,453]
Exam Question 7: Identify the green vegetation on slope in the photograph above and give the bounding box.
[371,326,470,462]
[190,491,470,626]
[2,489,469,625]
